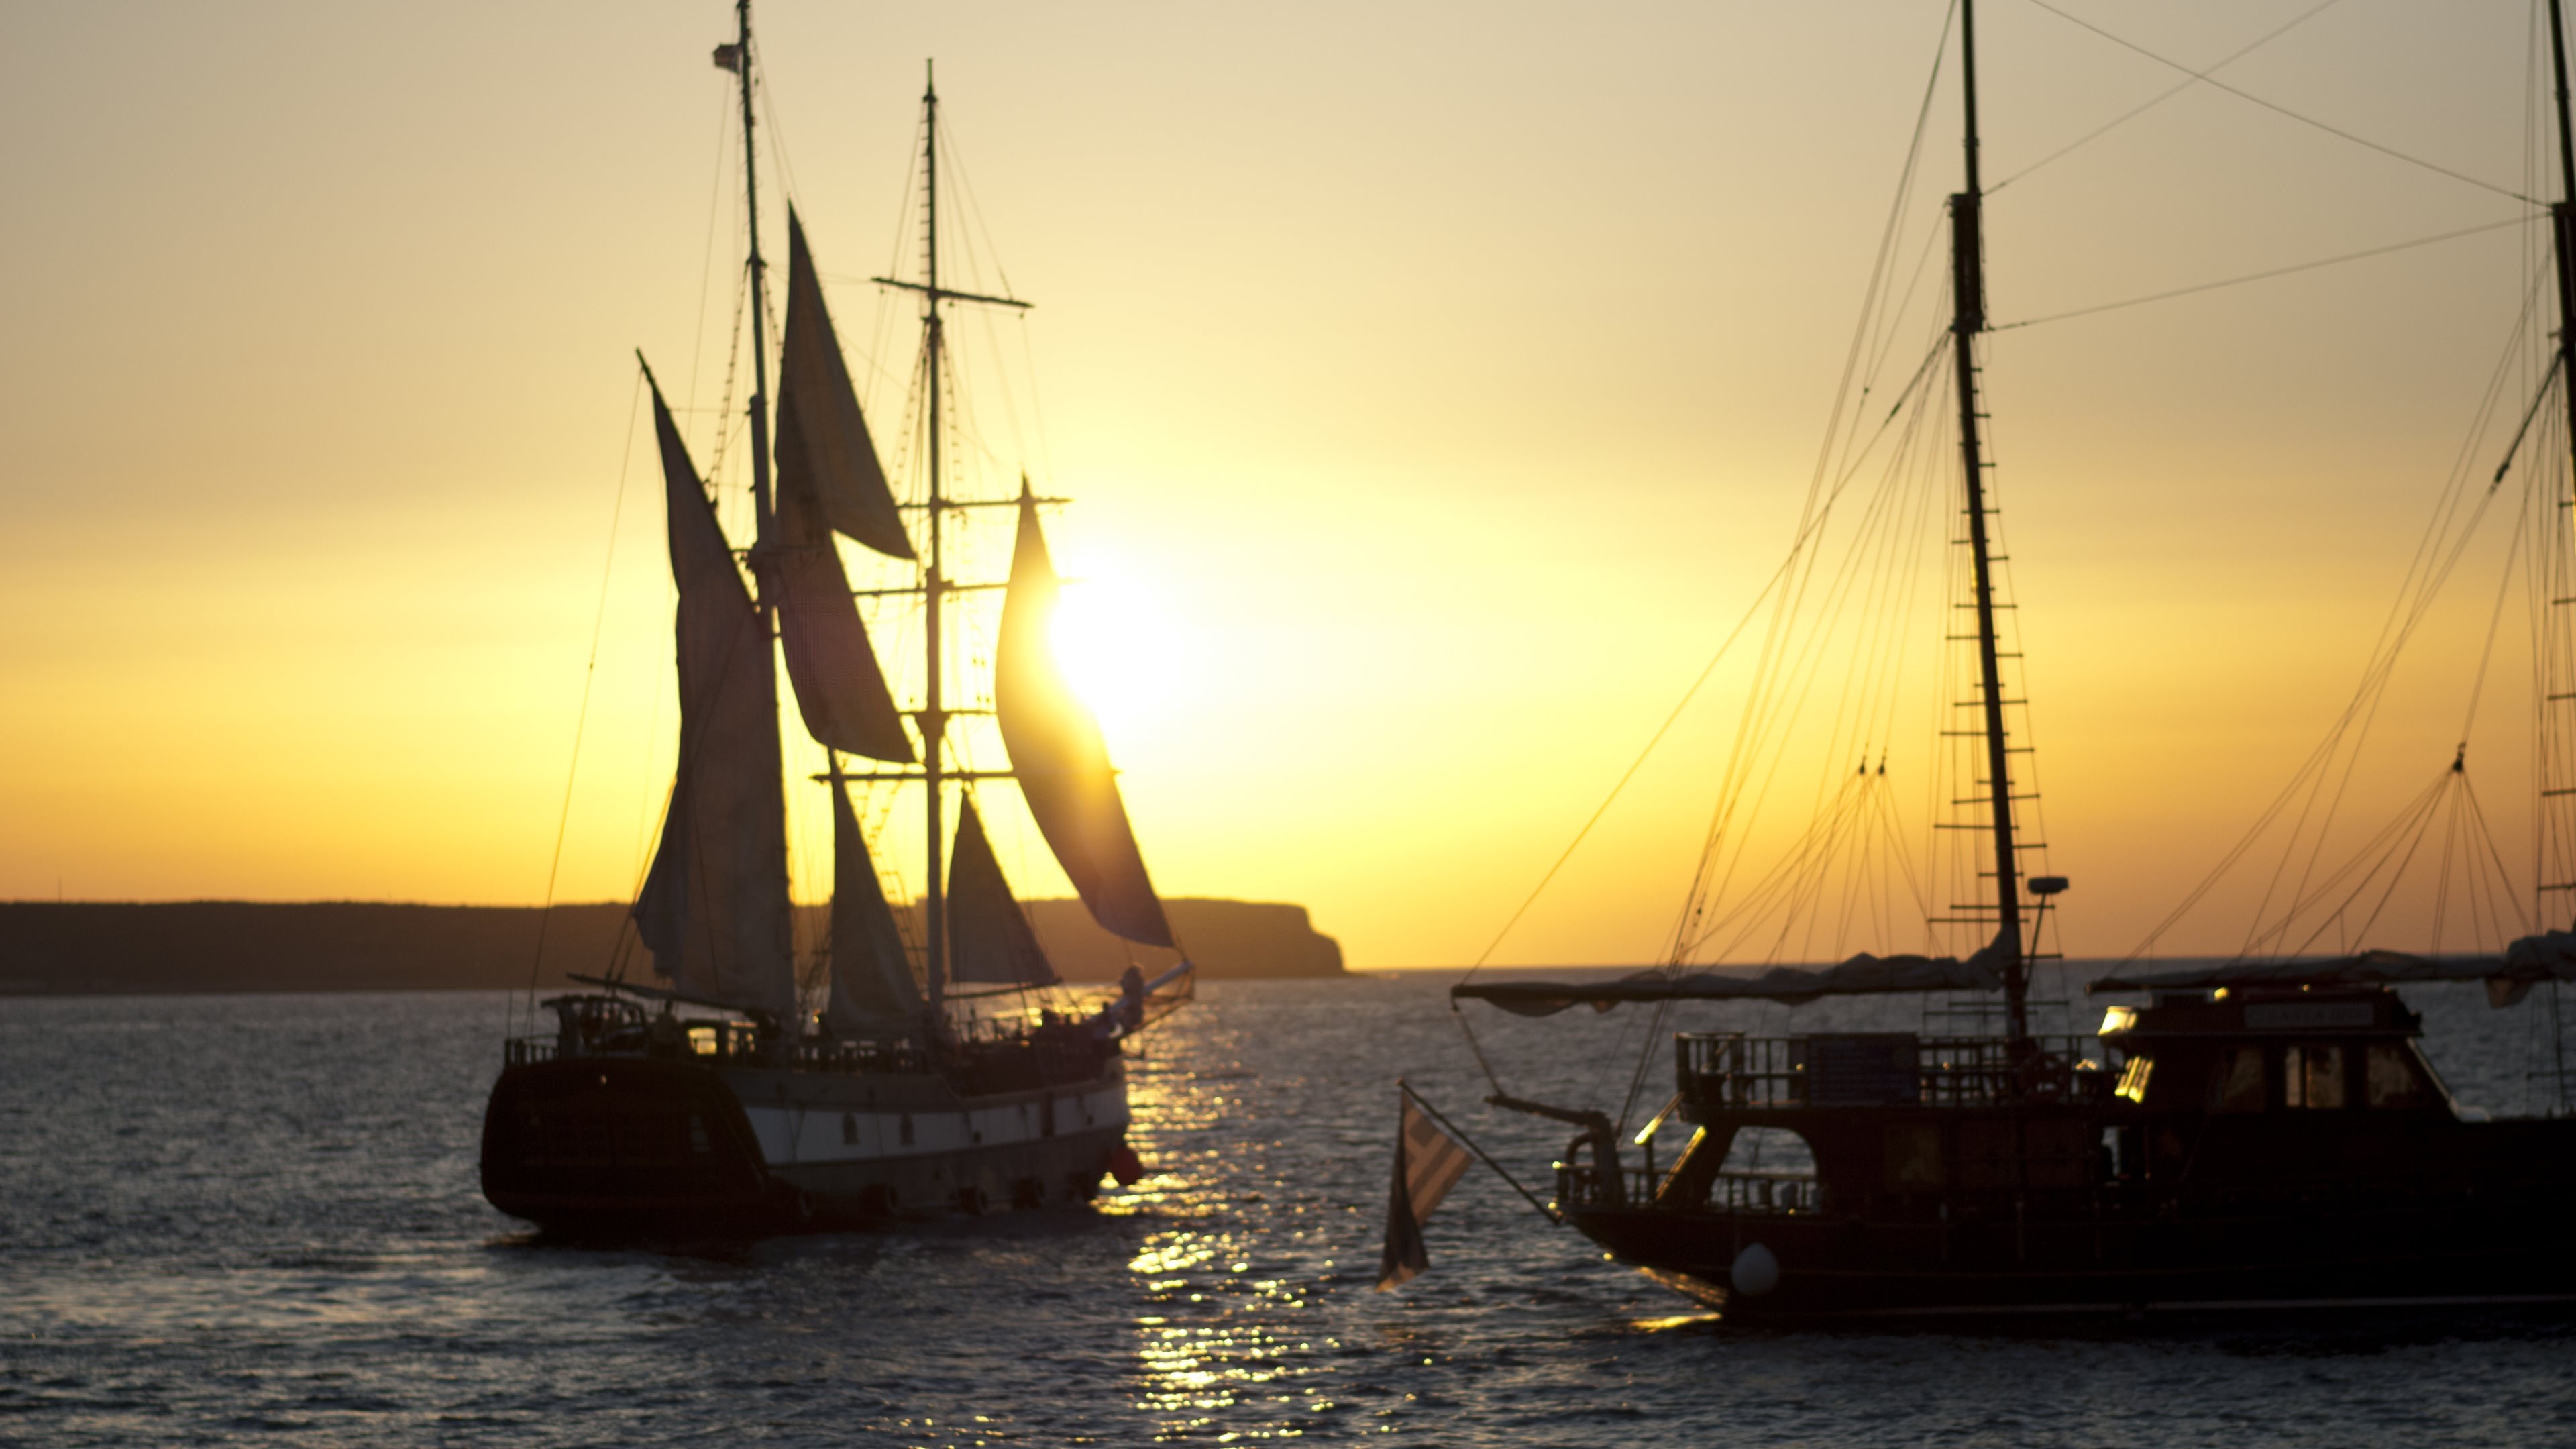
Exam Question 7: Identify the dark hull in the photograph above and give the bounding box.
[1572,1192,2576,1318]
[480,1053,1128,1235]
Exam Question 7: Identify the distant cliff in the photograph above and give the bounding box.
[0,898,1342,996]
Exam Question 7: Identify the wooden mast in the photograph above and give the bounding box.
[1949,0,2030,1046]
[731,0,794,1000]
[921,62,950,1026]
[734,0,775,549]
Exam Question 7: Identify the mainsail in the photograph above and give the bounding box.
[824,777,929,1035]
[947,797,1060,987]
[632,381,796,1020]
[775,209,913,561]
[994,493,1175,947]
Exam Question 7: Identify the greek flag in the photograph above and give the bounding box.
[1376,1088,1475,1290]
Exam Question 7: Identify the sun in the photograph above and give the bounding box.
[1046,568,1189,744]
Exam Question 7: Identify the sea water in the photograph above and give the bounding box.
[4,975,2574,1446]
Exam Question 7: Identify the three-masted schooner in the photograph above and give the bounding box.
[480,3,1188,1234]
[1447,0,2576,1317]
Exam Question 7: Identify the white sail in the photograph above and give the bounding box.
[946,796,1060,987]
[771,443,916,762]
[824,777,928,1034]
[631,380,796,1020]
[994,494,1176,947]
[776,209,913,561]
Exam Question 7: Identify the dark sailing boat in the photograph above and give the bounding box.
[480,4,1189,1233]
[1449,0,2576,1316]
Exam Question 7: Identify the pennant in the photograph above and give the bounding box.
[1376,1089,1474,1291]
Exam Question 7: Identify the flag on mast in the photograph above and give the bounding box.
[1377,1087,1475,1291]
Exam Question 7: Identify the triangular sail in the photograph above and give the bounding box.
[776,209,914,560]
[994,495,1176,947]
[946,796,1060,987]
[631,377,796,1020]
[771,449,916,762]
[823,775,929,1035]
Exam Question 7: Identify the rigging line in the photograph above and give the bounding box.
[2274,769,2444,957]
[2017,0,2540,204]
[2266,400,2530,945]
[2491,350,2565,484]
[1861,218,1952,443]
[2434,780,2463,954]
[1672,59,1955,963]
[528,373,649,1018]
[1689,775,1870,961]
[2460,475,2534,745]
[2462,770,2534,934]
[686,78,736,431]
[1809,0,1959,576]
[752,36,800,221]
[2131,269,2546,959]
[1794,372,1947,830]
[1708,352,1949,928]
[2338,774,2451,953]
[1670,337,1947,955]
[1467,341,1943,983]
[1992,0,2349,194]
[1995,217,2530,333]
[1457,553,1792,981]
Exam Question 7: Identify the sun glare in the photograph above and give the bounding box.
[1049,571,1189,743]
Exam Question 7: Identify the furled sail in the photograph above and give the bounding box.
[631,378,796,1020]
[946,796,1060,987]
[823,777,929,1035]
[994,493,1176,947]
[1453,934,2013,1016]
[2092,940,2576,1009]
[775,209,913,560]
[770,444,915,762]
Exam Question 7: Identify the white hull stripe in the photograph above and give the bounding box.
[741,1085,1129,1168]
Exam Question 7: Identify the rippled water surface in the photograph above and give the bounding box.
[5,976,2576,1445]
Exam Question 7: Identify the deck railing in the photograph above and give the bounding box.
[503,1021,1108,1089]
[1556,1162,1824,1215]
[1676,1032,2112,1109]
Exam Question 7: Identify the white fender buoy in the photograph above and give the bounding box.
[1731,1242,1780,1297]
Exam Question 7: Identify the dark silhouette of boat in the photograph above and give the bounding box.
[482,3,1187,1235]
[1452,0,2576,1317]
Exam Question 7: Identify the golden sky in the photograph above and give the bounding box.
[2,1,2563,968]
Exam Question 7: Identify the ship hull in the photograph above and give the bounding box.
[1570,1191,2576,1318]
[480,1053,1130,1234]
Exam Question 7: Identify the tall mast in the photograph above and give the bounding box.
[2544,2,2576,1108]
[920,62,949,1023]
[733,0,792,996]
[2545,3,2576,930]
[736,0,775,548]
[1949,0,2030,1046]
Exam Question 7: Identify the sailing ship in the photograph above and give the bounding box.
[480,3,1189,1233]
[1449,0,2576,1316]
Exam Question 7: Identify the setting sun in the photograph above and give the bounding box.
[1046,562,1201,748]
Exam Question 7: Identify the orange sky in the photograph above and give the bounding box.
[3,1,2566,968]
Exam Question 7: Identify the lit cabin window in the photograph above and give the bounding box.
[2115,1056,2153,1104]
[2365,1043,2432,1109]
[2208,1046,2265,1114]
[2284,1044,2346,1109]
